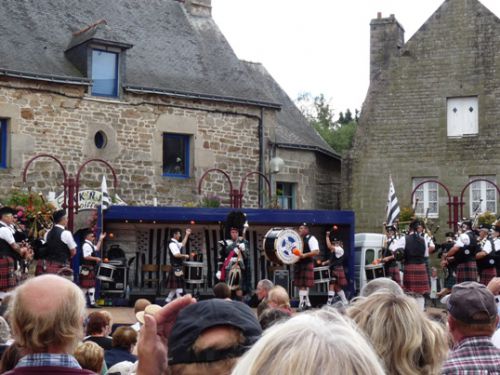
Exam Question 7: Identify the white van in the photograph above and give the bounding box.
[354,233,386,294]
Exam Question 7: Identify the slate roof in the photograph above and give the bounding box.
[0,0,337,158]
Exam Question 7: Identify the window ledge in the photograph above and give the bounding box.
[162,174,191,180]
[84,95,126,105]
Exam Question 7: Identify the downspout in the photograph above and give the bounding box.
[258,107,264,208]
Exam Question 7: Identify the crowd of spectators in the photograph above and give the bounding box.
[0,274,500,374]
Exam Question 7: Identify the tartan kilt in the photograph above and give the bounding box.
[479,267,497,286]
[329,265,348,288]
[294,261,314,288]
[79,266,96,289]
[456,261,478,284]
[386,264,401,285]
[35,259,66,276]
[403,263,430,295]
[0,257,16,291]
[165,272,184,289]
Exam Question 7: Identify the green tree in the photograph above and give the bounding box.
[295,93,358,155]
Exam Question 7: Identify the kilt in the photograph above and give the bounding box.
[0,257,16,292]
[479,267,497,286]
[294,261,314,288]
[35,259,66,276]
[456,261,478,284]
[329,265,348,289]
[386,264,401,285]
[79,266,96,289]
[403,263,430,295]
[165,271,184,289]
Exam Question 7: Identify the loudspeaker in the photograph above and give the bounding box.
[274,270,290,295]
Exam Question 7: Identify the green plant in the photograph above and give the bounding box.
[199,193,221,208]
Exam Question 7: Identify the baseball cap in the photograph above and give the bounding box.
[445,282,497,324]
[168,299,262,365]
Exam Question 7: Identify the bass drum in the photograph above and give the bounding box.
[263,228,302,265]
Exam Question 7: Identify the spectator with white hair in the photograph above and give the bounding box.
[255,279,274,317]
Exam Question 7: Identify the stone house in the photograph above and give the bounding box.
[0,0,340,211]
[345,0,500,233]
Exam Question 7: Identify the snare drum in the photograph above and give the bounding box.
[96,263,117,282]
[313,266,330,284]
[263,228,302,265]
[184,261,203,284]
[365,264,386,281]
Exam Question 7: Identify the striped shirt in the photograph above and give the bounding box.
[442,336,500,374]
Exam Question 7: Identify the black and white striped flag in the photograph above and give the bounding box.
[101,175,111,210]
[386,177,400,226]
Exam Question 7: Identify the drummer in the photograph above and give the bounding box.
[80,229,106,308]
[295,223,320,311]
[165,228,191,304]
[322,231,348,305]
[381,224,401,285]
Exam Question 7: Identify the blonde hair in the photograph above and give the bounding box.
[232,308,385,375]
[74,341,104,373]
[347,291,448,375]
[10,275,86,353]
[267,286,290,309]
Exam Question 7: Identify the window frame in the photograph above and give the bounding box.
[0,119,7,169]
[276,182,296,209]
[91,49,119,98]
[469,176,497,216]
[162,133,190,178]
[447,96,478,138]
[412,178,439,219]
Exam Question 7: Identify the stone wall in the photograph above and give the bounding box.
[276,148,341,209]
[346,0,500,233]
[0,77,275,208]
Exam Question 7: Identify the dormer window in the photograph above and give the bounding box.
[91,49,118,97]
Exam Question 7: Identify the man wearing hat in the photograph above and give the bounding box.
[381,224,401,285]
[0,207,29,296]
[442,282,500,373]
[392,219,429,310]
[446,220,479,283]
[322,231,348,305]
[295,223,320,311]
[476,224,497,286]
[35,209,77,276]
[80,229,106,307]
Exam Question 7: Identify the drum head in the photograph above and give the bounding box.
[263,228,302,265]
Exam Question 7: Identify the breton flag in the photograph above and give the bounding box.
[101,175,111,210]
[386,176,400,226]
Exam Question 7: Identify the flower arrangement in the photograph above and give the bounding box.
[199,193,221,208]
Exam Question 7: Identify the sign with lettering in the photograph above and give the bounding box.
[54,190,126,210]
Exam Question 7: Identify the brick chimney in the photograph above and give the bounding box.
[185,0,212,17]
[370,13,404,82]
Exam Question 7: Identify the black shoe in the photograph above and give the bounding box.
[88,304,101,308]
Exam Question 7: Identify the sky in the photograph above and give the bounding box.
[212,0,500,118]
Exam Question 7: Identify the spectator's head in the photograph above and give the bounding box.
[232,308,386,375]
[347,291,447,375]
[107,360,136,375]
[360,277,404,297]
[134,298,152,315]
[74,341,104,373]
[267,286,291,310]
[212,282,231,299]
[100,310,113,336]
[9,274,86,354]
[112,326,137,353]
[86,311,109,336]
[168,299,262,375]
[446,281,499,342]
[0,343,21,373]
[255,279,274,300]
[258,308,290,331]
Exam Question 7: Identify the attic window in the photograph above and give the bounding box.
[447,97,478,137]
[91,50,118,97]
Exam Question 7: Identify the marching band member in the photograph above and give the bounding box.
[295,223,319,311]
[0,207,29,297]
[437,231,457,298]
[491,225,500,279]
[80,229,106,307]
[165,228,191,304]
[445,220,478,283]
[36,209,77,276]
[322,232,348,305]
[476,224,497,286]
[381,224,401,285]
[394,219,429,311]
